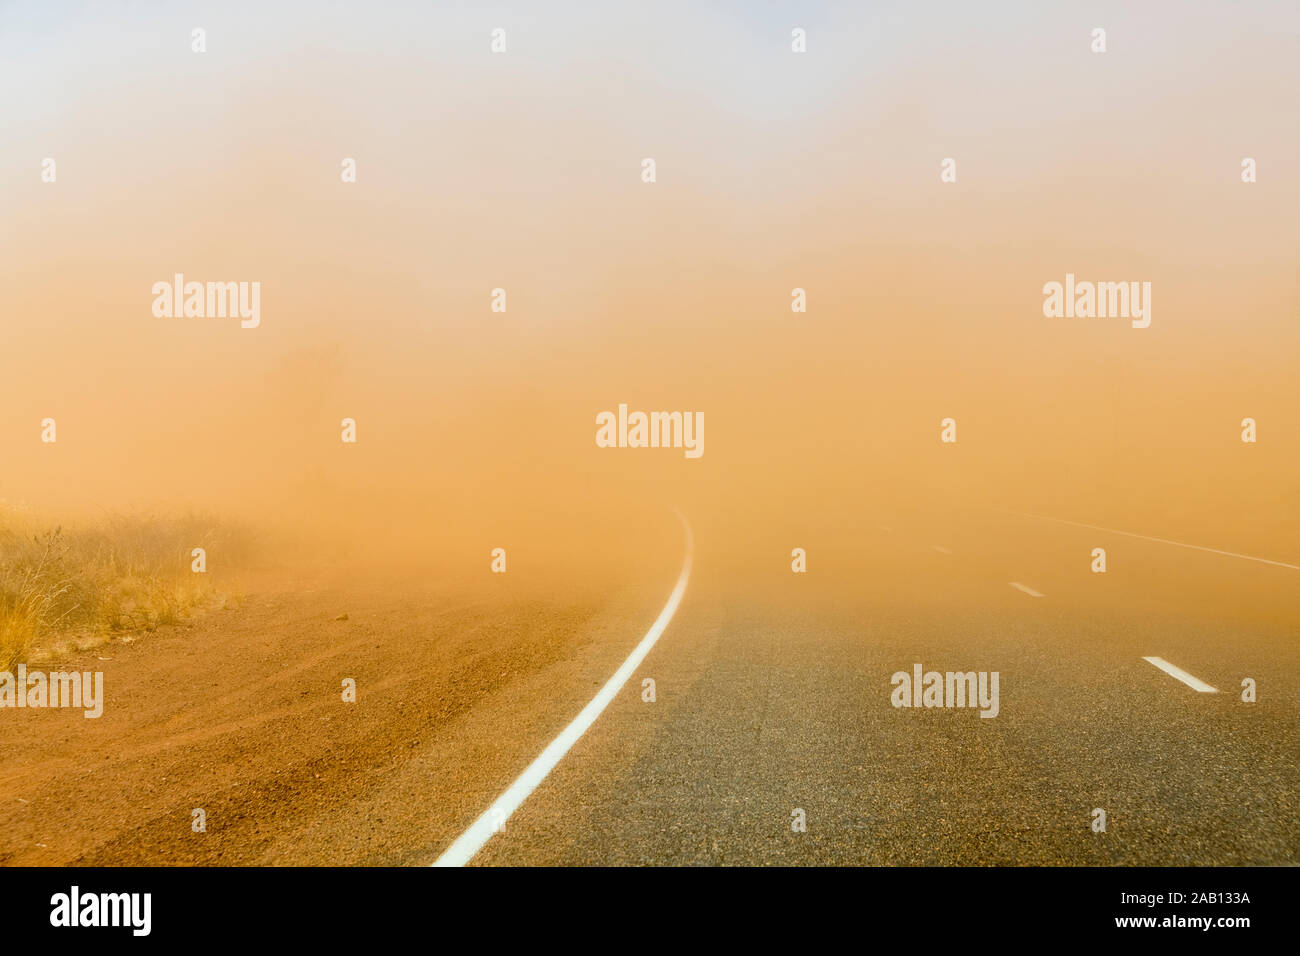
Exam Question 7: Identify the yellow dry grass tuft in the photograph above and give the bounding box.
[0,505,250,670]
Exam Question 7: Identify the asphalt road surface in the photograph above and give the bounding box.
[2,507,1296,866]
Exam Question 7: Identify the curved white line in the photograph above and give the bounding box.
[432,513,694,867]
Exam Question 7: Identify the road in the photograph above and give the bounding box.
[2,506,1296,866]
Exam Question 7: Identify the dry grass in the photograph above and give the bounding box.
[0,505,251,670]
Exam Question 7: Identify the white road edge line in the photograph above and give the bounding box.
[1007,510,1300,572]
[1009,581,1044,597]
[432,513,694,867]
[1142,656,1218,693]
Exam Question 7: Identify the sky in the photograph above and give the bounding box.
[1,0,1296,581]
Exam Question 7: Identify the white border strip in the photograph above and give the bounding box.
[1142,656,1218,693]
[1009,581,1044,597]
[1008,511,1300,571]
[432,514,694,867]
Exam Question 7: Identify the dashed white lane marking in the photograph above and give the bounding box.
[1009,582,1044,597]
[433,514,694,867]
[1009,511,1300,572]
[931,545,953,554]
[1142,656,1218,693]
